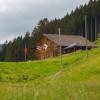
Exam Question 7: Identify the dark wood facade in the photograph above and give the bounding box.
[36,34,96,60]
[36,36,60,59]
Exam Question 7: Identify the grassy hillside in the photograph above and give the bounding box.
[0,50,87,82]
[0,47,100,100]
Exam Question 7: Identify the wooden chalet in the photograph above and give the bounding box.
[36,34,96,59]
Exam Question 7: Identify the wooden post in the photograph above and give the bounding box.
[90,16,93,41]
[85,15,88,57]
[95,16,97,40]
[58,28,63,74]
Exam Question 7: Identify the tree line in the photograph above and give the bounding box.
[0,0,100,62]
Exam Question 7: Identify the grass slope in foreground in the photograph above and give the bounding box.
[0,47,100,100]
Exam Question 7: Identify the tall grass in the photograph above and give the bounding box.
[0,47,100,100]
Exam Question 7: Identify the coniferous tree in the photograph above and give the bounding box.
[1,0,100,61]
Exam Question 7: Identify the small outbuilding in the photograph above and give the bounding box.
[36,34,96,59]
[63,42,94,53]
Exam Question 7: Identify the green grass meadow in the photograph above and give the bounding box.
[0,47,100,99]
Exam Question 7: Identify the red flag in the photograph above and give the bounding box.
[24,47,28,54]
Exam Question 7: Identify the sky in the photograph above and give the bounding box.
[0,0,89,44]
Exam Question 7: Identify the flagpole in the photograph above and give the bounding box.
[25,44,26,62]
[58,28,63,74]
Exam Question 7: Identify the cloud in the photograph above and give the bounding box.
[0,0,89,44]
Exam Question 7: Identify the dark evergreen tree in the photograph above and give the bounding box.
[1,0,100,61]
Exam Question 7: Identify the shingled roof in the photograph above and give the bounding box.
[43,34,96,47]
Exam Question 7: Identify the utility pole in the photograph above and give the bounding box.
[58,28,63,74]
[85,15,88,57]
